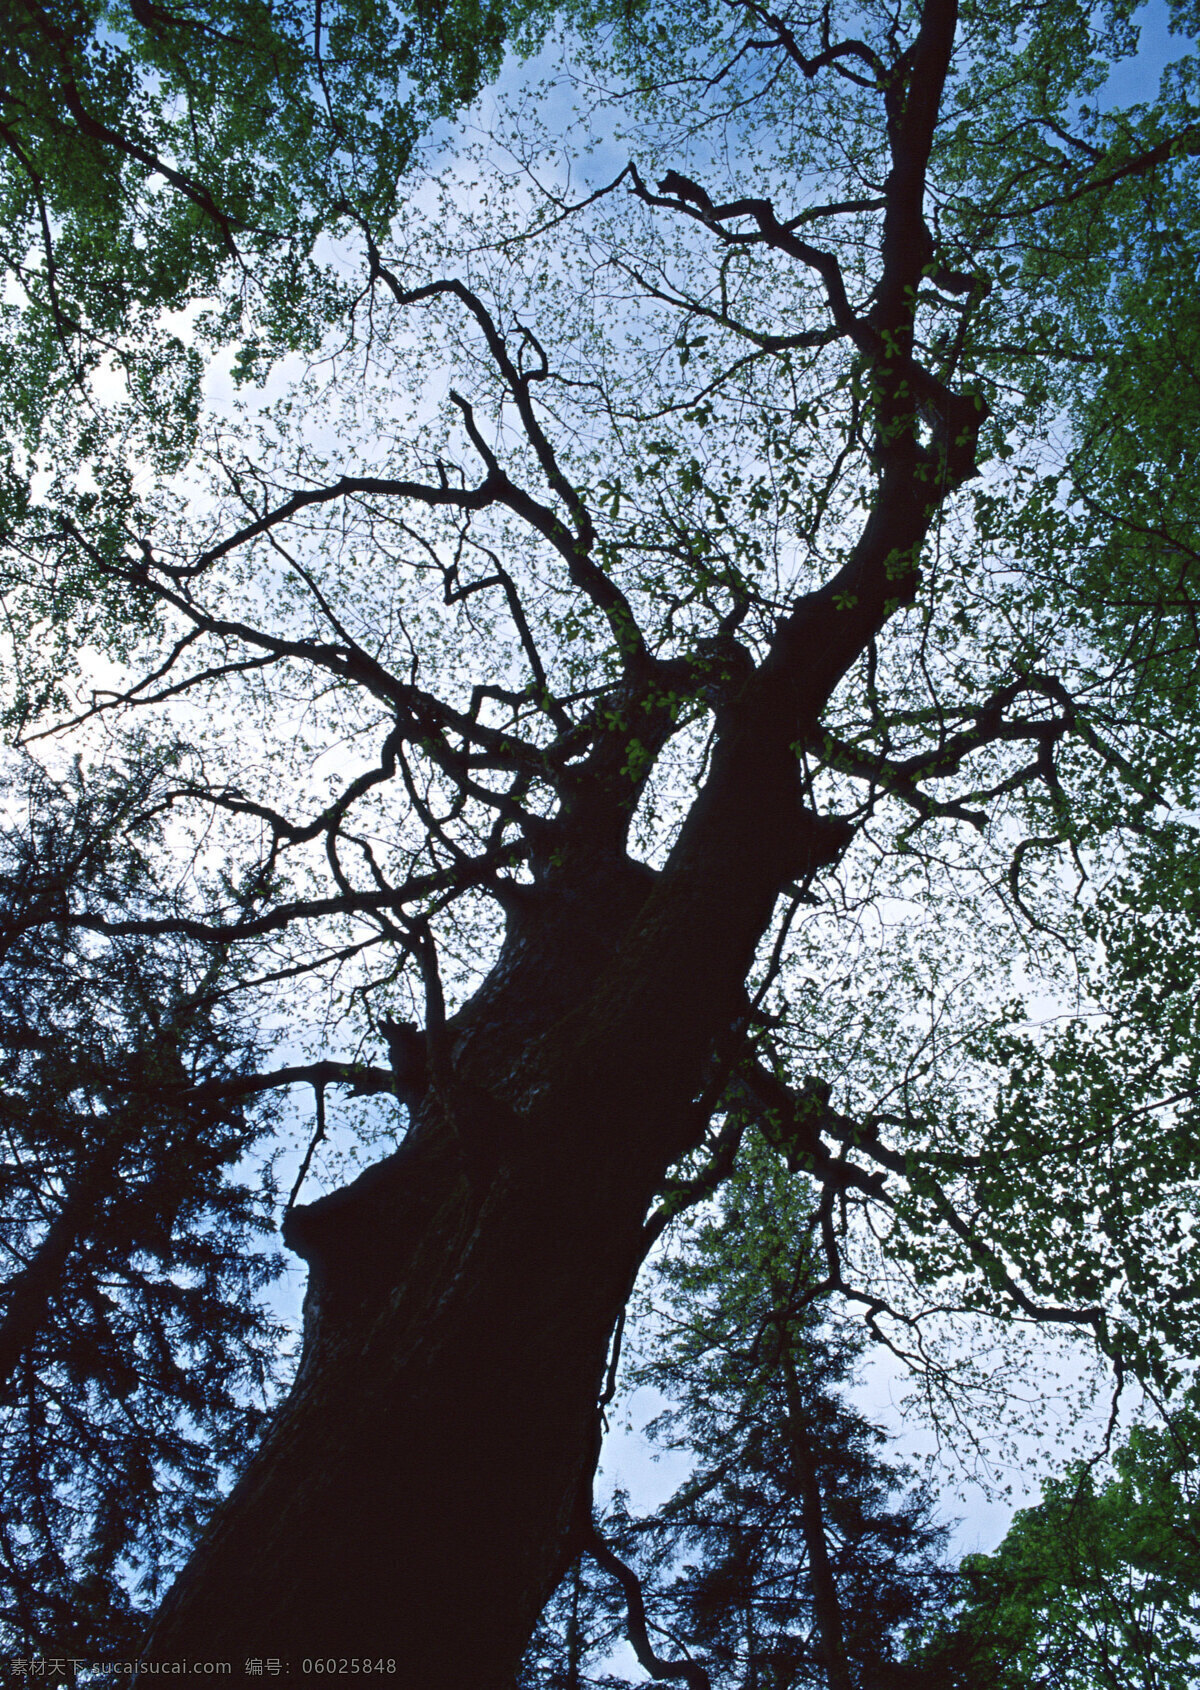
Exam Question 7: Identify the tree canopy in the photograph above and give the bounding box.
[920,1390,1200,1688]
[1,0,1199,1678]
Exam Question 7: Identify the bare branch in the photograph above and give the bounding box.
[585,1521,711,1689]
[360,252,650,667]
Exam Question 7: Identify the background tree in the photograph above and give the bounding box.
[522,1135,953,1690]
[917,1390,1200,1688]
[0,754,288,1660]
[0,0,1197,1679]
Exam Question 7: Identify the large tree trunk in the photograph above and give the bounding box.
[139,504,953,1686]
[138,665,847,1682]
[139,4,974,1636]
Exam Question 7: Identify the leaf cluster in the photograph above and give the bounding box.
[917,1387,1200,1689]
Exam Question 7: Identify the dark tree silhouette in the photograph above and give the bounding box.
[0,758,283,1656]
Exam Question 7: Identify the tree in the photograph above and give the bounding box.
[917,1391,1200,1688]
[0,755,284,1658]
[1,0,1199,1681]
[522,1135,953,1690]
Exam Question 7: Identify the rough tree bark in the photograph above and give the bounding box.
[140,3,976,1680]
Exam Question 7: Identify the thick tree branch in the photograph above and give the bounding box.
[726,0,885,84]
[361,254,649,667]
[584,1522,711,1689]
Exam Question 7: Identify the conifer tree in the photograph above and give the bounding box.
[523,1138,953,1690]
[0,757,285,1657]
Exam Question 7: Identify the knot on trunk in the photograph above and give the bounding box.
[791,810,856,882]
[380,1016,428,1110]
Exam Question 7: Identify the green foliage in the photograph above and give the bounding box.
[940,0,1200,820]
[0,0,554,703]
[918,1392,1200,1688]
[873,822,1200,1394]
[0,0,531,400]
